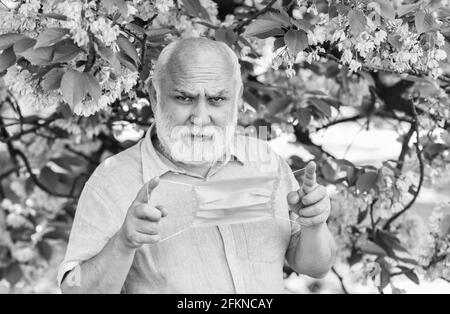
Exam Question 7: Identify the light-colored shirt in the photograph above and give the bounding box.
[57,124,302,293]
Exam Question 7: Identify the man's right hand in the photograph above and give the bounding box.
[117,177,168,249]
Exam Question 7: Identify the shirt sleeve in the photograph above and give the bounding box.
[57,179,123,287]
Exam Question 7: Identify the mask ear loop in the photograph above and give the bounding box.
[273,167,307,228]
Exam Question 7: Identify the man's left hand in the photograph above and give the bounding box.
[287,161,331,227]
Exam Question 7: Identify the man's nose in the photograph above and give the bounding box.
[190,98,211,125]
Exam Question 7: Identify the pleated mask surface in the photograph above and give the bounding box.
[148,168,305,242]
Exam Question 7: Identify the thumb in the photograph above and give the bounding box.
[135,176,160,204]
[302,161,317,194]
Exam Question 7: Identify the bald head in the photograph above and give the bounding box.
[151,37,243,105]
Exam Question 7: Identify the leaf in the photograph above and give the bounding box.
[375,230,409,256]
[308,98,332,118]
[39,166,59,189]
[117,35,139,65]
[52,156,85,170]
[19,46,55,65]
[329,5,338,18]
[321,158,339,181]
[291,19,312,32]
[53,40,82,63]
[401,268,420,285]
[296,107,311,128]
[215,28,237,45]
[97,44,121,73]
[4,262,23,285]
[41,67,65,91]
[181,0,210,21]
[267,96,292,116]
[284,29,308,56]
[348,248,363,266]
[0,47,16,72]
[260,11,291,27]
[0,33,26,51]
[60,69,86,108]
[356,171,378,193]
[117,51,138,71]
[396,3,420,17]
[243,19,284,39]
[145,28,172,42]
[380,267,390,290]
[348,9,367,37]
[415,10,435,34]
[82,72,101,104]
[13,37,36,54]
[273,37,285,51]
[373,0,395,20]
[37,240,53,260]
[358,240,388,256]
[357,209,368,224]
[242,88,260,110]
[34,28,70,48]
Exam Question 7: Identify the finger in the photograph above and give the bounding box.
[155,205,168,217]
[287,189,306,215]
[132,233,161,245]
[287,189,306,205]
[135,220,159,235]
[302,161,317,194]
[298,197,330,218]
[297,210,329,227]
[134,177,160,204]
[302,185,327,206]
[134,203,162,221]
[287,191,300,205]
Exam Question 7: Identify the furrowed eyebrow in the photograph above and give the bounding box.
[207,90,229,98]
[172,89,196,97]
[172,89,229,98]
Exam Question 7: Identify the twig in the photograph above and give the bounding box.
[13,149,74,199]
[317,111,413,132]
[317,114,365,131]
[369,197,378,234]
[0,167,20,180]
[331,266,349,294]
[383,102,424,230]
[1,113,60,142]
[396,123,415,171]
[64,144,97,164]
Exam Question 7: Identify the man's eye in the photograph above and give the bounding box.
[210,97,225,103]
[176,96,192,102]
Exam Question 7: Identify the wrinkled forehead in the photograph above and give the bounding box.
[164,48,237,92]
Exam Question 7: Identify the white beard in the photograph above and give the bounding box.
[153,104,237,165]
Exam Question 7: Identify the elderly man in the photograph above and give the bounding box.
[58,37,336,294]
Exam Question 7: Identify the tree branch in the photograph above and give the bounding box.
[331,266,349,294]
[13,149,74,199]
[383,103,424,230]
[396,123,415,171]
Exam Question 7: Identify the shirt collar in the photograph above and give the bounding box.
[140,123,246,182]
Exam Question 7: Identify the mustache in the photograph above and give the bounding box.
[170,125,224,139]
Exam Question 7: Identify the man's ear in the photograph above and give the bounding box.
[148,81,157,110]
[237,83,244,111]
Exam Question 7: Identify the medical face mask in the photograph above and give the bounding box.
[147,168,305,243]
